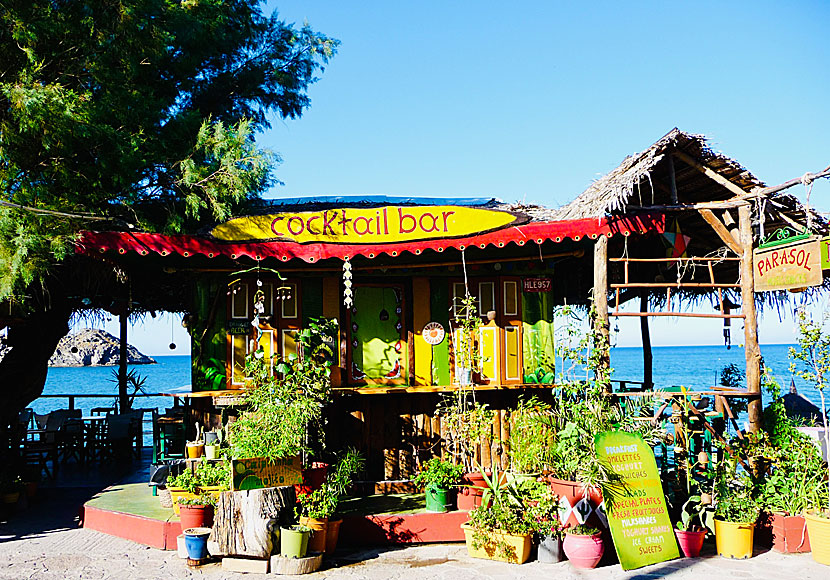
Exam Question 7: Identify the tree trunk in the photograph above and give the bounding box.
[0,295,72,462]
[211,486,296,558]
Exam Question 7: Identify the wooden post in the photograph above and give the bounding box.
[118,308,129,413]
[593,235,611,390]
[640,292,653,388]
[739,204,762,432]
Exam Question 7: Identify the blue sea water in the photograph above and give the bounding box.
[32,345,824,415]
[34,355,192,416]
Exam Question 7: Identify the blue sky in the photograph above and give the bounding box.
[92,1,830,354]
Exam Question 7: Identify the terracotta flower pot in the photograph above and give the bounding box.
[325,519,342,554]
[675,528,706,558]
[547,477,603,529]
[457,472,486,511]
[299,516,328,553]
[563,531,605,569]
[771,513,810,553]
[179,504,214,531]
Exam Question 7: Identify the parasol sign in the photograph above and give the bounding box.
[753,237,821,292]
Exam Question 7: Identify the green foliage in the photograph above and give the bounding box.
[297,448,364,520]
[177,494,217,508]
[719,364,748,414]
[757,370,827,515]
[0,0,338,299]
[789,307,830,513]
[677,494,715,533]
[565,524,600,536]
[506,397,554,474]
[229,318,337,461]
[412,458,464,490]
[451,292,483,378]
[436,391,494,472]
[169,468,199,494]
[714,457,760,524]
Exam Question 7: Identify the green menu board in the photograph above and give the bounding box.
[594,431,679,570]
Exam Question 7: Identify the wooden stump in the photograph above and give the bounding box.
[211,486,296,558]
[271,552,323,575]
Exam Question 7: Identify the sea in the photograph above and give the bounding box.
[31,344,825,423]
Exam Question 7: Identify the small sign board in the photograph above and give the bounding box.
[753,238,821,292]
[595,431,679,571]
[228,320,252,335]
[231,456,302,490]
[821,236,830,270]
[421,321,445,345]
[522,277,552,292]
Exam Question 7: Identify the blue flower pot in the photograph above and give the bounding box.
[183,527,212,560]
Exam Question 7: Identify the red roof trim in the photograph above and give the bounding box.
[77,214,664,263]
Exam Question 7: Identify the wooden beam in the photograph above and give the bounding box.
[739,204,763,433]
[640,292,652,389]
[668,155,679,204]
[593,235,610,391]
[672,150,749,198]
[698,208,743,255]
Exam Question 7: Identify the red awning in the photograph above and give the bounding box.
[77,213,664,264]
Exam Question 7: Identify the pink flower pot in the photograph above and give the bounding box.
[563,532,604,569]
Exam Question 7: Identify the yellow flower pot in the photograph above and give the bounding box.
[805,511,830,565]
[461,523,532,564]
[715,518,754,559]
[167,487,198,515]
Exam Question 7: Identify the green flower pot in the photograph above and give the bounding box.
[280,526,310,559]
[425,484,453,513]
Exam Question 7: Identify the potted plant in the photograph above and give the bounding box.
[178,494,216,530]
[195,459,230,502]
[412,458,464,513]
[296,448,364,554]
[758,371,825,554]
[229,319,337,465]
[790,308,830,565]
[675,493,715,558]
[186,422,205,459]
[521,478,563,563]
[280,524,312,559]
[562,524,604,569]
[168,467,199,515]
[714,470,760,559]
[461,467,535,564]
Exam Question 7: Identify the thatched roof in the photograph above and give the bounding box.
[552,128,764,220]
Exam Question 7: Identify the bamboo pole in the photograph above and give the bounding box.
[739,204,763,432]
[118,308,129,413]
[593,236,610,390]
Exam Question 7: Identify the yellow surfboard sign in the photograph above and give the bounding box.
[211,206,526,244]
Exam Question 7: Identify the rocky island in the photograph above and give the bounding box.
[47,328,156,367]
[1,328,156,367]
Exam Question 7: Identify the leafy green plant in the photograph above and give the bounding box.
[715,465,760,524]
[412,458,464,490]
[677,494,715,533]
[196,460,230,489]
[757,370,827,515]
[169,468,198,494]
[507,397,554,473]
[789,307,830,516]
[436,390,495,473]
[565,524,600,536]
[229,318,337,461]
[297,448,364,520]
[177,494,217,508]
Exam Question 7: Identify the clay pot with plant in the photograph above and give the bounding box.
[178,494,216,530]
[789,308,830,565]
[675,493,715,558]
[296,448,364,554]
[562,524,604,569]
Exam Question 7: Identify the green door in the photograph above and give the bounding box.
[349,285,406,384]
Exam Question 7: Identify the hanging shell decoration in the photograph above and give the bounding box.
[343,258,353,308]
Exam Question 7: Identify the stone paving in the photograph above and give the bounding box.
[2,488,829,579]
